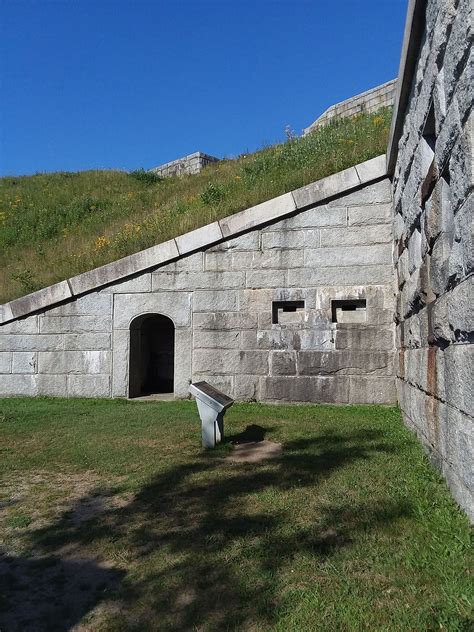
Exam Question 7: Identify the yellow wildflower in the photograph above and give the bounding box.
[94,235,110,250]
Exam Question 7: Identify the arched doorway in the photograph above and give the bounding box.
[129,314,175,398]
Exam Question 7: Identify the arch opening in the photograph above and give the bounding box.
[129,314,175,398]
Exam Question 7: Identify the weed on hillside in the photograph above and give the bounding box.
[0,109,391,302]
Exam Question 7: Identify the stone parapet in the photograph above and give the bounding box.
[149,151,219,178]
[303,80,396,136]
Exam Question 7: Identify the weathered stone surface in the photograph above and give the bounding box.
[234,375,260,400]
[0,374,37,395]
[68,375,110,397]
[176,222,223,255]
[347,203,392,226]
[114,292,192,328]
[349,376,397,403]
[0,316,39,334]
[293,166,360,209]
[12,352,37,374]
[261,229,320,249]
[39,315,112,334]
[305,244,392,267]
[230,249,304,270]
[100,274,151,294]
[6,281,72,320]
[264,205,346,230]
[63,333,111,351]
[174,328,193,397]
[433,276,474,343]
[38,351,111,375]
[36,375,68,397]
[69,239,179,295]
[297,350,393,376]
[320,225,392,247]
[331,179,392,206]
[47,293,112,316]
[193,330,240,349]
[354,155,387,183]
[193,312,257,331]
[152,271,245,291]
[0,303,14,325]
[271,351,297,375]
[191,374,234,397]
[193,349,268,375]
[219,192,296,237]
[0,352,11,373]
[391,0,473,519]
[246,270,286,288]
[437,344,474,417]
[0,335,64,352]
[111,329,129,397]
[238,288,276,313]
[288,265,394,287]
[193,290,239,312]
[261,376,350,403]
[207,232,260,252]
[335,327,394,350]
[158,252,203,272]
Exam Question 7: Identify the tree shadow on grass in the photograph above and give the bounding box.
[0,550,124,632]
[2,427,412,631]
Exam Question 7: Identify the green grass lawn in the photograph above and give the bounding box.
[0,398,471,631]
[0,109,391,303]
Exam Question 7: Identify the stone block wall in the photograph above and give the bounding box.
[150,152,219,178]
[392,0,473,517]
[303,80,396,135]
[0,177,396,405]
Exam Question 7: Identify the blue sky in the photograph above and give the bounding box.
[0,1,407,176]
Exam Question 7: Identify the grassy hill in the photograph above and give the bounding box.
[0,108,391,304]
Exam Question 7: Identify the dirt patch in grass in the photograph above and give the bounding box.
[226,440,283,463]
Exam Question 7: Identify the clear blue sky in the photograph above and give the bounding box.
[0,0,407,176]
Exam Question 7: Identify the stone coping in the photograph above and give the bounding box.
[387,0,427,174]
[0,154,387,325]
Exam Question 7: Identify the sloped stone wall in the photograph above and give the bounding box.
[0,178,396,404]
[392,0,473,517]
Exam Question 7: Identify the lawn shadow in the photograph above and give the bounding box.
[4,426,412,631]
[0,550,124,632]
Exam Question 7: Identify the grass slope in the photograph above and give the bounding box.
[0,398,471,631]
[0,109,391,303]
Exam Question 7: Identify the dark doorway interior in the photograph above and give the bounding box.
[129,314,175,397]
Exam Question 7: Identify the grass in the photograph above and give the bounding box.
[0,397,471,631]
[0,109,392,303]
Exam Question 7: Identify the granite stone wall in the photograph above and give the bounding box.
[0,177,396,405]
[303,80,396,135]
[392,0,473,517]
[149,152,219,178]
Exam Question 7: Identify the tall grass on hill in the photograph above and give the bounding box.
[0,109,391,303]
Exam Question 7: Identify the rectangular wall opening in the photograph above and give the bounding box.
[272,300,305,325]
[331,299,367,324]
